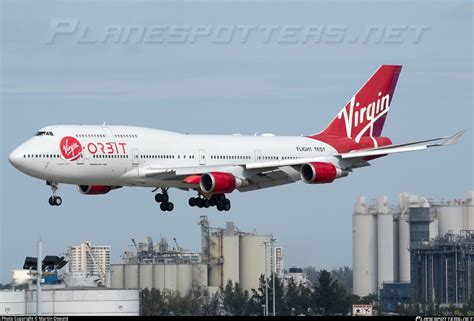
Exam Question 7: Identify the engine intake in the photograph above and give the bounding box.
[77,185,121,195]
[300,162,348,184]
[200,172,242,194]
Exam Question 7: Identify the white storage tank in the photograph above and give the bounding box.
[139,264,153,290]
[377,196,394,288]
[239,234,272,291]
[464,191,474,230]
[398,193,411,283]
[110,264,125,288]
[352,196,378,296]
[124,264,139,289]
[223,235,240,286]
[437,204,464,235]
[429,215,439,240]
[177,264,193,295]
[152,264,178,292]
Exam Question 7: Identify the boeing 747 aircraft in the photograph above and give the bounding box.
[8,65,464,211]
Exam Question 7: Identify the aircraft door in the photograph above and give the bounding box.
[132,149,139,166]
[255,150,261,162]
[199,149,206,165]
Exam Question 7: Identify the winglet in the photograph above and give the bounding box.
[440,131,465,146]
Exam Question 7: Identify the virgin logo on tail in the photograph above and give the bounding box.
[60,136,82,161]
[337,91,390,142]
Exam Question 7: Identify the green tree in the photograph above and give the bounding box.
[221,280,254,315]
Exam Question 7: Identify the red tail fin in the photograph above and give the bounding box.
[317,65,402,142]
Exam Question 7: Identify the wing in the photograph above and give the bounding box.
[246,131,465,170]
[140,131,464,191]
[339,131,465,159]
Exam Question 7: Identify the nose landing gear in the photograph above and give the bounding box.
[47,181,62,206]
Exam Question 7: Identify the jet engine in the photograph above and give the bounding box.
[200,172,243,194]
[300,162,348,184]
[77,185,121,195]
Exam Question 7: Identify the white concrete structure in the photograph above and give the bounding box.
[110,263,207,295]
[377,196,394,288]
[437,204,464,235]
[352,196,378,296]
[239,234,272,291]
[0,289,139,316]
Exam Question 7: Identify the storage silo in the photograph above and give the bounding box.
[223,235,240,286]
[139,264,153,290]
[110,264,125,288]
[464,191,474,230]
[377,196,394,288]
[429,215,439,240]
[153,264,177,291]
[437,203,464,235]
[177,264,193,295]
[398,193,411,283]
[124,264,139,289]
[352,196,378,296]
[239,234,272,291]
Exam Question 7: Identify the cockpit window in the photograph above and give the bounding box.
[35,131,54,136]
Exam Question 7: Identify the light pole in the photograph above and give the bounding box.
[37,238,42,316]
[271,237,277,316]
[262,239,270,316]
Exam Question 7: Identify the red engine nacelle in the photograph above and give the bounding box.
[77,185,121,195]
[200,172,242,194]
[300,162,348,184]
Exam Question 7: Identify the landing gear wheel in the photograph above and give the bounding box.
[54,196,62,206]
[209,197,217,207]
[223,199,231,211]
[155,193,163,203]
[217,203,224,211]
[160,203,167,211]
[166,202,174,211]
[204,199,210,208]
[162,193,169,203]
[189,197,197,207]
[49,197,55,206]
[196,198,204,208]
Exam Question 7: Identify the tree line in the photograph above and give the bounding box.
[141,269,373,316]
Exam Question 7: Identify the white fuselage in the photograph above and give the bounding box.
[9,125,337,188]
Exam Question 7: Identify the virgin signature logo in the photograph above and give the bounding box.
[337,92,390,142]
[60,136,82,161]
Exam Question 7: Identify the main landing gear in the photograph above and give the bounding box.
[47,181,62,206]
[154,189,174,212]
[189,194,231,212]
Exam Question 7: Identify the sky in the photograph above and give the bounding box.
[0,0,472,283]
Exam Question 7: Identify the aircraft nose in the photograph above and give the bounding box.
[9,147,22,168]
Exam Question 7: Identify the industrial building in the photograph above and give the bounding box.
[410,231,474,304]
[110,216,275,293]
[353,191,474,300]
[200,216,273,291]
[0,288,139,316]
[110,236,207,294]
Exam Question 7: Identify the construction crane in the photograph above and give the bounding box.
[85,242,106,286]
[173,238,182,257]
[131,238,139,253]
